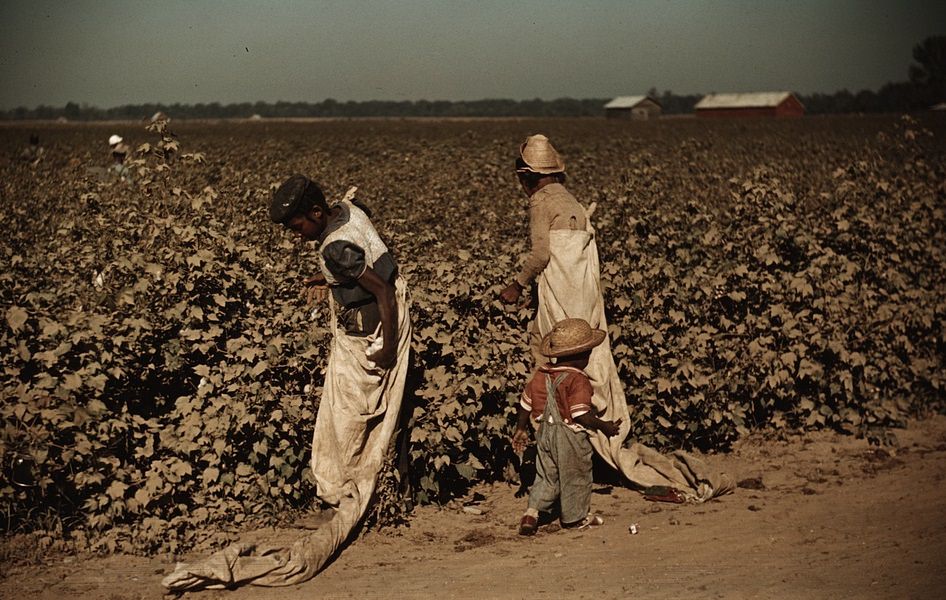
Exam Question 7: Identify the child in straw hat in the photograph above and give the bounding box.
[512,318,623,535]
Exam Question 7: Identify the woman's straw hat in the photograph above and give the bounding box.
[518,134,565,175]
[540,318,606,358]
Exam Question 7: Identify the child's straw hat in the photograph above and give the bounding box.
[518,134,565,175]
[540,318,606,358]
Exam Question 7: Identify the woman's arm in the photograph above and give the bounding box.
[501,203,551,304]
[573,413,622,437]
[516,202,552,287]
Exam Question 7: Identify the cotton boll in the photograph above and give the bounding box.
[366,337,384,356]
[365,337,384,368]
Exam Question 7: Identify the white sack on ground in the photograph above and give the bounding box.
[162,278,411,591]
[534,214,733,502]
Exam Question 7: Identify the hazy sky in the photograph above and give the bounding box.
[1,0,943,109]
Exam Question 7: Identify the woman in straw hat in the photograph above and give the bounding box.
[499,134,582,329]
[500,135,734,506]
[500,133,630,468]
[512,318,622,534]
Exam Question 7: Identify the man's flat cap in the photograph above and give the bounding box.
[270,174,310,224]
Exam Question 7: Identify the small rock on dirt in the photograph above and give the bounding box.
[737,477,765,490]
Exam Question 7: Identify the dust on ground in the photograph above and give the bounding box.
[3,416,945,600]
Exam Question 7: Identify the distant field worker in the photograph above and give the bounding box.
[107,134,133,181]
[512,318,622,535]
[499,134,630,480]
[108,134,130,165]
[19,134,44,166]
[163,176,412,591]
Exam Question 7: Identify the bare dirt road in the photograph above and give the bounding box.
[4,416,945,600]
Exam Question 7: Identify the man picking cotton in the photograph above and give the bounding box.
[162,177,413,591]
[270,174,412,574]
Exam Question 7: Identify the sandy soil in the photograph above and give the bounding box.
[3,416,945,600]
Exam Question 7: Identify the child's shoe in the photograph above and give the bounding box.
[563,514,604,530]
[518,514,538,536]
[577,514,604,530]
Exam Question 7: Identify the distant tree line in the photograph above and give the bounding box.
[3,37,942,121]
[0,98,612,121]
[802,35,944,113]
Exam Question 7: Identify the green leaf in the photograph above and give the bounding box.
[86,399,107,417]
[5,306,28,333]
[62,372,83,391]
[134,486,151,507]
[455,463,475,480]
[202,467,220,485]
[106,480,127,499]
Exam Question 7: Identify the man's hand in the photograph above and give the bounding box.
[304,274,329,305]
[499,280,523,305]
[511,428,531,454]
[367,344,397,370]
[599,418,623,438]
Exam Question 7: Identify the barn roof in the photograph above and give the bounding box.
[604,95,659,109]
[695,91,800,110]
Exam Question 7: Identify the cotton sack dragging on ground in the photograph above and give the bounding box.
[534,204,733,502]
[162,278,412,591]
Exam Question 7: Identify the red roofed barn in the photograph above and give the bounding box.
[695,91,805,118]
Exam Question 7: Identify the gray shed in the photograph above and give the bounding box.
[604,96,662,120]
